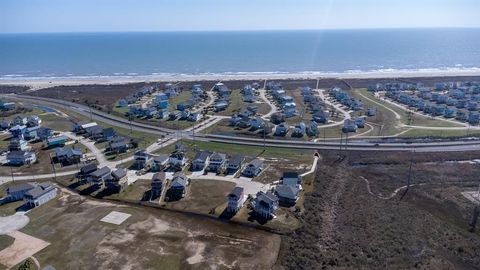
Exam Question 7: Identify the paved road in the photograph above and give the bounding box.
[259,88,278,120]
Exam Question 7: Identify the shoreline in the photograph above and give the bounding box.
[2,69,480,89]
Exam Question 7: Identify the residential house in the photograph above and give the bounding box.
[9,125,26,139]
[282,172,302,188]
[88,166,111,186]
[134,150,153,169]
[270,112,285,125]
[24,182,58,208]
[226,155,244,174]
[208,152,227,173]
[13,115,28,126]
[47,135,67,148]
[107,137,130,154]
[253,191,279,219]
[366,107,377,117]
[249,117,265,130]
[242,159,264,177]
[274,123,289,136]
[1,102,16,110]
[306,121,319,137]
[213,100,229,112]
[24,126,40,141]
[54,147,83,165]
[168,110,181,120]
[27,115,42,127]
[468,112,480,125]
[102,128,116,141]
[237,116,251,129]
[169,150,188,169]
[151,154,169,172]
[188,112,202,122]
[0,120,11,130]
[227,186,246,213]
[9,138,28,151]
[158,109,170,119]
[85,125,104,139]
[151,172,167,199]
[342,119,357,133]
[167,173,189,200]
[229,115,242,126]
[105,168,128,193]
[355,117,366,128]
[6,183,36,201]
[292,122,306,137]
[191,151,211,171]
[275,185,300,207]
[7,151,36,165]
[79,163,97,178]
[312,111,329,124]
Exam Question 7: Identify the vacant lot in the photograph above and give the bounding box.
[15,189,280,270]
[278,150,480,269]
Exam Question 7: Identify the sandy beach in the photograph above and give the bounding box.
[2,69,480,90]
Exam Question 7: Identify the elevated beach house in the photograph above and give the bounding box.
[253,191,279,219]
[242,159,264,177]
[24,182,58,208]
[227,186,246,213]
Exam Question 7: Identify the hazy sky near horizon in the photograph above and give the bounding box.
[1,0,480,33]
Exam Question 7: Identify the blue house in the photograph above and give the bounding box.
[468,112,480,125]
[342,119,357,133]
[306,121,319,136]
[292,122,306,137]
[274,123,289,136]
[9,125,26,139]
[444,107,457,118]
[47,136,67,148]
[157,100,169,109]
[355,117,366,128]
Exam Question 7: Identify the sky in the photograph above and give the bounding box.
[1,0,480,33]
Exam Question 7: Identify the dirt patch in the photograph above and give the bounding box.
[0,231,49,268]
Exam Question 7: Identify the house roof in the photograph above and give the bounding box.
[153,154,169,163]
[25,182,55,199]
[171,173,188,187]
[80,163,97,173]
[228,186,244,198]
[282,172,299,179]
[256,191,278,204]
[275,185,300,199]
[55,147,83,158]
[112,168,127,179]
[248,158,263,168]
[209,152,226,161]
[7,151,33,159]
[47,135,67,143]
[193,151,211,162]
[90,166,111,178]
[228,155,244,166]
[152,172,166,182]
[7,182,36,193]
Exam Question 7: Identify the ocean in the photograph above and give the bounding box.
[1,28,480,79]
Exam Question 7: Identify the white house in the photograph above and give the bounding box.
[227,186,246,213]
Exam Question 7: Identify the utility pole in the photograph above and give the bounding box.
[50,155,57,182]
[400,149,414,201]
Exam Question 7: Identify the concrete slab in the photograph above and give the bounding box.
[100,211,131,225]
[0,213,29,235]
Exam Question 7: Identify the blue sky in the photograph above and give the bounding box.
[1,0,479,33]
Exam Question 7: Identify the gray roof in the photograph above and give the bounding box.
[275,185,299,199]
[171,173,188,187]
[25,182,55,199]
[152,172,166,182]
[210,152,226,161]
[256,191,278,204]
[228,155,244,166]
[228,186,244,198]
[80,163,97,174]
[55,147,83,158]
[153,154,169,163]
[7,151,33,159]
[248,158,263,168]
[193,151,211,162]
[112,168,127,179]
[90,166,111,178]
[7,182,36,194]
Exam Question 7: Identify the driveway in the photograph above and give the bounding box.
[0,213,29,235]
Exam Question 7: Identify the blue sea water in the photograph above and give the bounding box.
[1,28,480,78]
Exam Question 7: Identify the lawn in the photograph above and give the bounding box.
[0,235,14,251]
[399,128,480,138]
[154,139,313,163]
[163,179,235,216]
